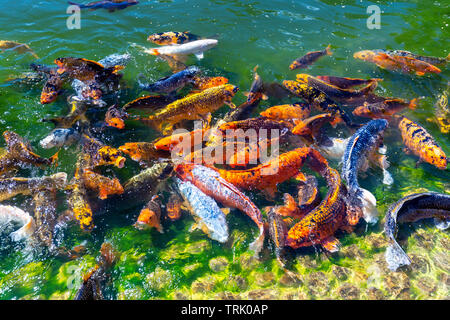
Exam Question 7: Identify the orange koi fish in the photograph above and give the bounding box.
[134,195,163,233]
[291,113,341,140]
[397,116,447,169]
[80,169,124,200]
[119,142,169,165]
[354,50,441,76]
[192,76,229,90]
[217,147,329,198]
[260,103,311,123]
[105,105,128,129]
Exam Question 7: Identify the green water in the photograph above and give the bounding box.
[0,0,449,300]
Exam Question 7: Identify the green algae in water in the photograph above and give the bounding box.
[0,0,449,300]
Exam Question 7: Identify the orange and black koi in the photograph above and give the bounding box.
[397,116,447,170]
[260,102,311,124]
[105,105,128,129]
[147,31,198,45]
[40,71,63,104]
[192,76,229,90]
[316,76,382,89]
[81,134,126,168]
[289,45,332,70]
[134,195,163,233]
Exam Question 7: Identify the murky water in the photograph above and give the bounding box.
[0,0,448,300]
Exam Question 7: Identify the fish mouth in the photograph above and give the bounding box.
[115,156,126,168]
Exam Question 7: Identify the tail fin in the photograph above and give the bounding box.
[359,187,378,224]
[248,226,265,256]
[10,216,36,242]
[385,242,411,271]
[111,65,125,75]
[50,150,59,166]
[408,98,418,110]
[50,172,68,189]
[325,45,333,56]
[149,48,160,56]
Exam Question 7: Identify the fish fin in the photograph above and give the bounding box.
[112,65,125,75]
[434,218,450,230]
[242,92,250,97]
[415,71,425,76]
[221,208,231,216]
[408,98,418,110]
[261,93,269,100]
[321,236,341,253]
[225,101,237,109]
[10,217,36,242]
[98,187,109,200]
[385,242,411,271]
[325,45,333,56]
[294,172,307,182]
[189,223,199,232]
[50,150,60,166]
[359,187,378,224]
[194,52,204,60]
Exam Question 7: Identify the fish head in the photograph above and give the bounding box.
[223,84,239,98]
[135,207,159,230]
[54,58,68,74]
[353,50,377,62]
[40,89,58,104]
[425,146,447,170]
[106,117,125,129]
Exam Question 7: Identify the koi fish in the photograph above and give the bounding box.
[282,80,356,128]
[291,113,340,142]
[266,206,288,266]
[140,66,200,94]
[217,117,292,135]
[139,84,238,134]
[315,136,350,160]
[75,242,119,300]
[119,142,169,165]
[175,177,229,243]
[0,40,39,59]
[43,98,89,128]
[166,192,183,221]
[153,127,210,152]
[387,50,449,66]
[134,195,163,233]
[427,87,450,134]
[217,147,329,198]
[243,66,268,103]
[354,50,442,76]
[68,0,138,12]
[40,71,63,104]
[147,31,199,45]
[122,95,175,112]
[144,39,218,60]
[316,76,382,89]
[0,205,36,241]
[40,127,82,149]
[81,134,126,168]
[105,105,128,129]
[341,119,389,224]
[67,173,94,231]
[0,173,67,202]
[289,45,332,70]
[32,189,58,249]
[175,163,264,253]
[285,167,351,252]
[397,116,447,170]
[353,98,417,119]
[192,76,229,90]
[260,103,311,123]
[295,73,379,105]
[160,54,188,74]
[54,57,123,83]
[384,192,450,271]
[80,168,124,200]
[0,131,59,175]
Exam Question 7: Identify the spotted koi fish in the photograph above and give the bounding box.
[217,147,329,198]
[354,50,442,76]
[289,45,332,70]
[119,142,169,165]
[285,167,353,252]
[81,134,126,168]
[40,71,63,104]
[282,80,356,128]
[353,98,417,119]
[0,131,59,176]
[175,177,229,243]
[341,119,389,224]
[139,84,238,134]
[147,31,199,45]
[175,163,264,253]
[192,76,229,90]
[384,192,450,271]
[397,116,447,170]
[105,104,129,129]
